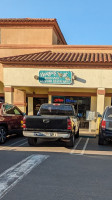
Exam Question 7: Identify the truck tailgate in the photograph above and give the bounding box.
[25,116,68,130]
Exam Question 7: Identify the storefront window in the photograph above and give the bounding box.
[52,96,65,103]
[0,97,4,103]
[33,98,48,115]
[52,96,90,129]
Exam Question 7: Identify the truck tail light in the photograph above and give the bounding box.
[101,120,106,129]
[21,120,23,128]
[67,119,72,130]
[23,117,26,129]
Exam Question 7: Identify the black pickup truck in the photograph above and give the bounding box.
[23,103,80,147]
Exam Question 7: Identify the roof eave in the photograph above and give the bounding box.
[1,61,112,66]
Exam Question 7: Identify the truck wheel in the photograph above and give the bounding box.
[0,126,7,144]
[98,135,104,145]
[66,134,75,148]
[75,128,79,138]
[28,137,38,146]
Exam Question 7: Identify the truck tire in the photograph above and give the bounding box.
[28,137,38,146]
[66,134,75,148]
[75,128,79,138]
[0,126,7,144]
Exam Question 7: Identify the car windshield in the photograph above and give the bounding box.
[105,108,112,119]
[38,104,74,116]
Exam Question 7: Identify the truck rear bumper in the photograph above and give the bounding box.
[23,131,71,139]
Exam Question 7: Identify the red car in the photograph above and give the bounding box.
[0,103,24,144]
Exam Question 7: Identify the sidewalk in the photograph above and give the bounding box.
[79,129,97,138]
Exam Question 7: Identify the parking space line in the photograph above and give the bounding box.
[18,141,28,147]
[0,138,27,150]
[8,141,28,151]
[8,138,27,147]
[70,137,82,154]
[80,138,89,155]
[0,154,49,199]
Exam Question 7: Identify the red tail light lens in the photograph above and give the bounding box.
[23,117,26,129]
[67,119,72,130]
[101,120,106,129]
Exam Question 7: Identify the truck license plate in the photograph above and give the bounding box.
[34,132,45,137]
[33,132,55,137]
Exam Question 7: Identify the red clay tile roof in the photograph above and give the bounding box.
[0,51,112,64]
[0,18,66,44]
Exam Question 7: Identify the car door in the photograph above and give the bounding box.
[12,106,23,129]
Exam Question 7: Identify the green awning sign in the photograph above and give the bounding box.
[39,71,72,85]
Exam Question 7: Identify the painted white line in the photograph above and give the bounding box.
[18,141,28,147]
[0,138,27,150]
[81,138,89,155]
[9,138,27,147]
[70,137,82,154]
[8,141,28,151]
[0,154,49,199]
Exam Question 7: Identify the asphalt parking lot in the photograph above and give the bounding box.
[1,134,112,156]
[0,134,112,200]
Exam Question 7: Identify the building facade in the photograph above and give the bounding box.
[0,18,112,133]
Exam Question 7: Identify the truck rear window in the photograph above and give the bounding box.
[105,108,112,119]
[39,104,74,116]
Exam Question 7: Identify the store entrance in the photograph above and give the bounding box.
[33,98,48,115]
[52,96,91,129]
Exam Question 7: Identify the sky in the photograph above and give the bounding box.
[0,0,112,45]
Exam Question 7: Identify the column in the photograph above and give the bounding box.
[13,89,26,113]
[48,95,52,103]
[97,88,105,133]
[28,97,33,115]
[4,86,14,104]
[90,96,97,132]
[97,88,105,115]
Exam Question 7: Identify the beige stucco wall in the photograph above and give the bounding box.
[5,91,13,104]
[3,67,112,89]
[1,28,53,45]
[52,30,58,44]
[13,89,25,103]
[49,87,96,93]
